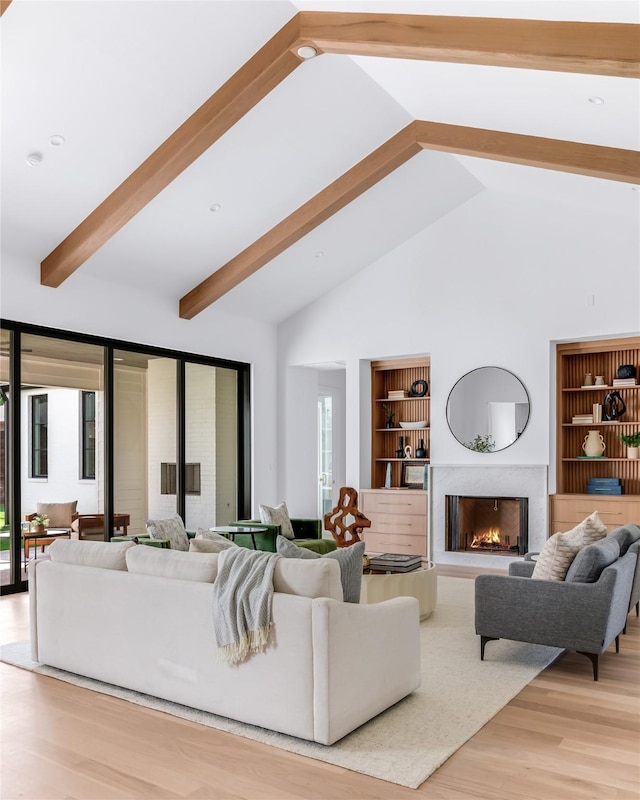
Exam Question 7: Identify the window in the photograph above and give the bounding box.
[31,394,48,478]
[161,463,201,495]
[81,391,96,479]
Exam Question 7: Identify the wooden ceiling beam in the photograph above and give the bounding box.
[299,12,640,77]
[0,1,14,17]
[179,124,421,319]
[40,11,640,290]
[180,121,640,318]
[40,15,303,288]
[413,121,640,183]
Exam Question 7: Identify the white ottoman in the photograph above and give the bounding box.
[360,561,437,620]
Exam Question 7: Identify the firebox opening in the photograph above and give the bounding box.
[446,495,528,556]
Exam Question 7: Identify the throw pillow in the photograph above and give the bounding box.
[145,514,190,551]
[276,535,365,603]
[190,532,238,554]
[532,511,608,581]
[259,502,295,540]
[564,536,620,583]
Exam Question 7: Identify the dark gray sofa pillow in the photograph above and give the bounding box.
[565,537,620,583]
[608,524,640,556]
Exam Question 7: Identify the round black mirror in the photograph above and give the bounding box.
[446,367,530,452]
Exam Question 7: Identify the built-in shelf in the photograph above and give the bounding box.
[371,356,430,490]
[550,335,640,536]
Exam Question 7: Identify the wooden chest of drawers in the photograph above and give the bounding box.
[361,489,428,558]
[549,494,640,536]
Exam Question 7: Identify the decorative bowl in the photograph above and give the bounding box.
[399,420,427,429]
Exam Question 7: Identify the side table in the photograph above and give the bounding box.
[360,561,437,620]
[210,526,268,550]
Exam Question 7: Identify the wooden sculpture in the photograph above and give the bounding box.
[324,486,371,548]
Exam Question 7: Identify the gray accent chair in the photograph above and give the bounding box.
[475,535,638,680]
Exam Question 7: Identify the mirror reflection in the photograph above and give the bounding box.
[447,367,530,452]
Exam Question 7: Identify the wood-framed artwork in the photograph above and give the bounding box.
[400,461,427,489]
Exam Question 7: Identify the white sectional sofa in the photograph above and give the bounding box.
[29,540,421,745]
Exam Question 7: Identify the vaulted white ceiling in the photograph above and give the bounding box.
[2,1,638,324]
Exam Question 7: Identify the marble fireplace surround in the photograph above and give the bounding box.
[431,466,548,569]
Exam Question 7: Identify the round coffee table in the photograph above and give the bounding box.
[360,561,437,620]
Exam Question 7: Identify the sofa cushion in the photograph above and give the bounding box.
[273,557,342,601]
[48,538,134,570]
[532,511,608,581]
[565,536,620,583]
[37,500,78,528]
[607,524,640,556]
[145,514,190,551]
[126,545,219,583]
[276,535,364,602]
[259,502,295,540]
[190,532,238,554]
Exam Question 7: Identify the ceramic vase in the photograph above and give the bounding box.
[583,430,605,457]
[415,439,427,458]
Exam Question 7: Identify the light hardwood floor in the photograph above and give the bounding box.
[1,567,638,800]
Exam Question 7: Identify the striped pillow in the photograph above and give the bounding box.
[532,511,608,581]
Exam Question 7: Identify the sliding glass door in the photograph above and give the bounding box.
[0,320,251,595]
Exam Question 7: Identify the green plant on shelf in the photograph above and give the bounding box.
[618,432,640,447]
[382,403,395,428]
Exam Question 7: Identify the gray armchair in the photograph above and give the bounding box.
[475,535,637,680]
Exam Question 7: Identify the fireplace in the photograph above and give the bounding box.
[445,495,528,556]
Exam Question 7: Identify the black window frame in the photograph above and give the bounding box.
[30,393,48,478]
[81,390,96,480]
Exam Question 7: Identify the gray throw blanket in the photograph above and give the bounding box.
[212,547,282,665]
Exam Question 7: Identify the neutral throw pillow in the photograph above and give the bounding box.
[276,535,365,603]
[532,511,608,581]
[564,536,620,583]
[259,502,295,540]
[145,514,190,551]
[190,534,238,554]
[195,528,237,548]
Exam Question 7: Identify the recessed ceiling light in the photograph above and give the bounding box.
[588,96,604,105]
[209,203,221,213]
[297,45,317,60]
[26,152,42,167]
[49,135,65,147]
[314,251,324,259]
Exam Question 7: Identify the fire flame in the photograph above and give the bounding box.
[471,527,501,548]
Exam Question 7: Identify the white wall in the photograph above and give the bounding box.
[1,258,279,511]
[277,189,640,554]
[20,387,99,517]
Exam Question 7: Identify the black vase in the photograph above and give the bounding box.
[415,439,427,459]
[617,365,637,380]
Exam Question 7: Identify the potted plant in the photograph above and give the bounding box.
[464,434,495,453]
[382,403,396,429]
[31,514,49,533]
[618,431,640,459]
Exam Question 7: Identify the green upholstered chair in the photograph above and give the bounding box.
[230,518,337,554]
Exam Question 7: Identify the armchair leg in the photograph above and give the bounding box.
[636,601,639,617]
[576,651,599,681]
[615,635,620,653]
[480,636,499,660]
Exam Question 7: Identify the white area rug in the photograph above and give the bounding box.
[1,576,561,789]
